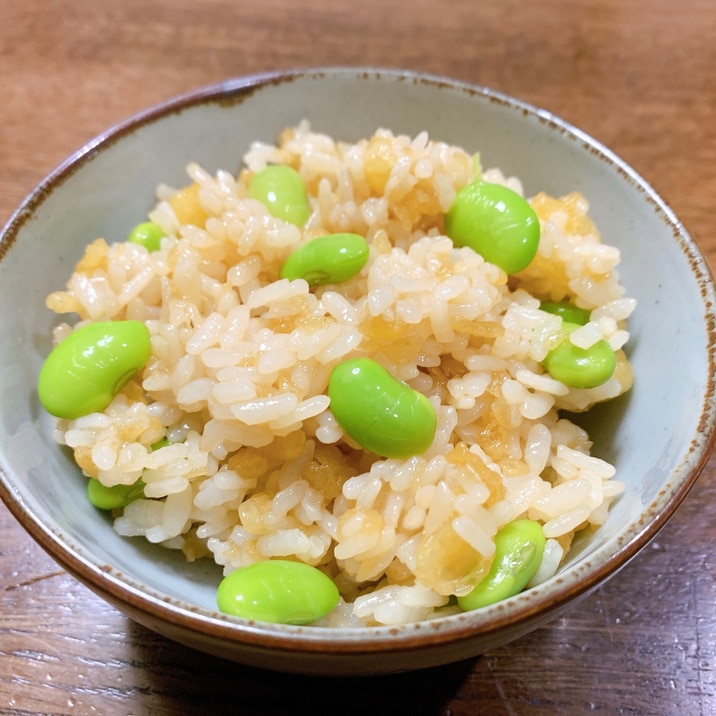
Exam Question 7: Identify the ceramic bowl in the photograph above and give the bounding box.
[1,68,714,675]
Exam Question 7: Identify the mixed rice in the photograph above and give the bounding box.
[44,122,634,627]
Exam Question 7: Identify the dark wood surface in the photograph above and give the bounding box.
[2,1,715,713]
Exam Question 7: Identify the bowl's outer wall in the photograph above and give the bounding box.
[1,69,714,672]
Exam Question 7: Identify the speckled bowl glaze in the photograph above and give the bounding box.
[1,68,714,675]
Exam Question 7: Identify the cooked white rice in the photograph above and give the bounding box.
[46,121,634,626]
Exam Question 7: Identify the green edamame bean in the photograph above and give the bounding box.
[444,180,540,274]
[328,358,437,459]
[127,221,164,252]
[216,560,339,625]
[247,164,311,226]
[87,437,167,509]
[540,300,591,326]
[542,322,616,389]
[87,477,145,510]
[458,519,545,611]
[280,233,369,285]
[38,320,152,419]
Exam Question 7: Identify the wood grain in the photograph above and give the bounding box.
[2,0,715,713]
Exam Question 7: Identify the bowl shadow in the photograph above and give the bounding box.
[127,618,477,715]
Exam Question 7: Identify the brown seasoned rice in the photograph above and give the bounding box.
[45,121,634,626]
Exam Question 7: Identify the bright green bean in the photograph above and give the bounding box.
[328,358,437,459]
[540,300,591,326]
[127,221,164,252]
[444,180,540,274]
[247,164,311,226]
[458,519,545,611]
[87,477,145,511]
[280,233,369,285]
[38,320,152,419]
[216,560,339,625]
[542,322,616,389]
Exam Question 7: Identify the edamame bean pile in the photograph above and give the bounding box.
[40,122,635,627]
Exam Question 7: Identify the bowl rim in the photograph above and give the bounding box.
[2,66,716,657]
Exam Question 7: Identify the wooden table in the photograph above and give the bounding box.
[1,1,715,713]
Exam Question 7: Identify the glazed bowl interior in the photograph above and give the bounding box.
[1,68,714,674]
